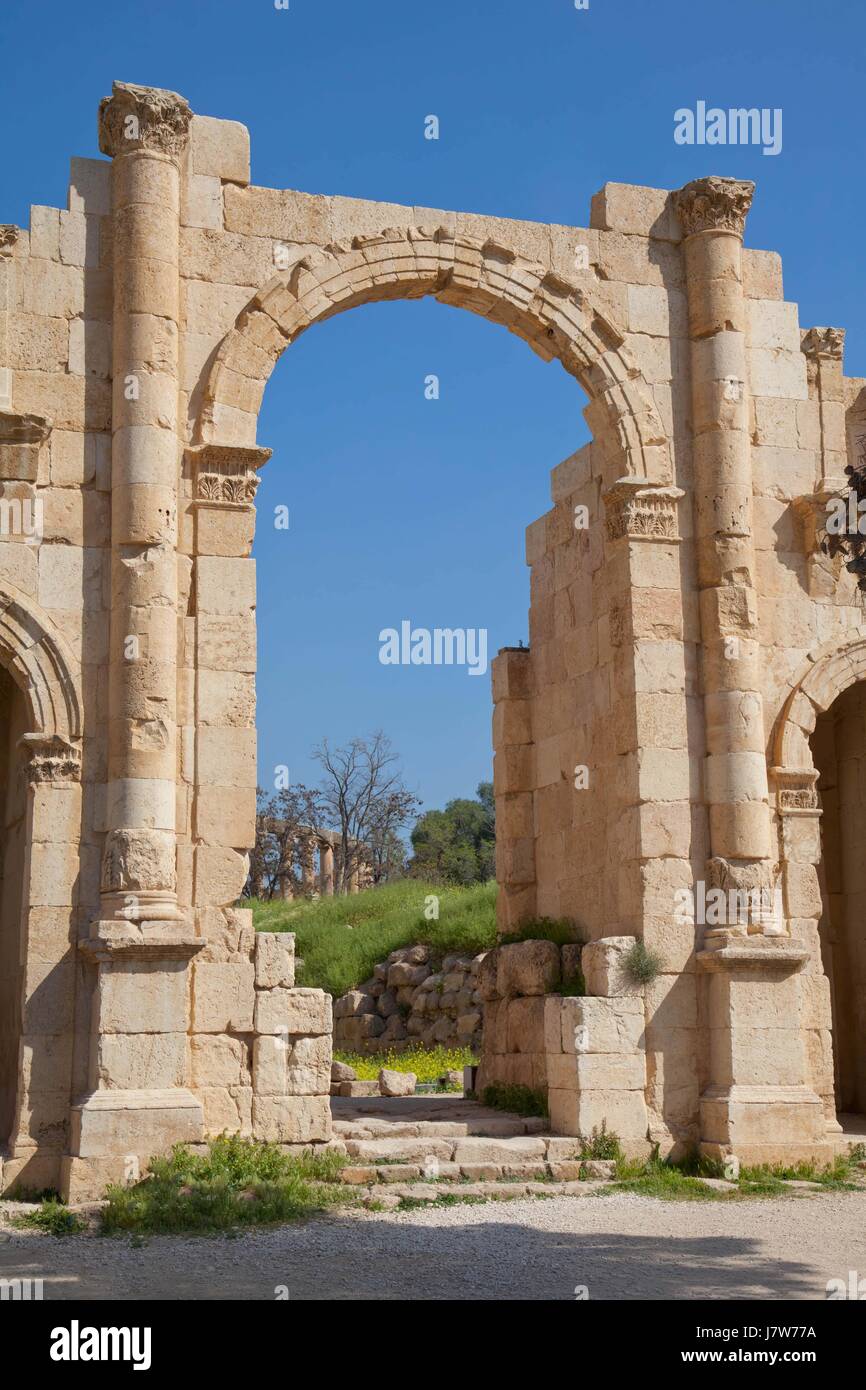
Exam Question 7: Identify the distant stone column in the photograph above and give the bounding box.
[320,841,335,896]
[300,835,316,896]
[675,177,775,928]
[492,647,536,933]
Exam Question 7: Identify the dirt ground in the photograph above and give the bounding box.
[2,1188,865,1301]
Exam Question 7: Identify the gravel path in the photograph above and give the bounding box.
[2,1189,865,1301]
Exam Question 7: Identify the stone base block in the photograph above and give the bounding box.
[549,1085,649,1144]
[1,1150,62,1197]
[699,1083,833,1164]
[66,1087,204,1185]
[251,1094,332,1144]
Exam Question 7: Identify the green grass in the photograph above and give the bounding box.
[100,1134,347,1235]
[481,1082,548,1118]
[11,1198,86,1236]
[579,1122,623,1161]
[335,1044,475,1084]
[594,1141,865,1202]
[252,880,498,997]
[499,917,583,947]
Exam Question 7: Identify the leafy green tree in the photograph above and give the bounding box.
[408,782,496,885]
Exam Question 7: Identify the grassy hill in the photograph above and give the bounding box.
[251,879,497,997]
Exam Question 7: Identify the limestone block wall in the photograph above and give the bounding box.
[190,923,331,1145]
[477,937,650,1155]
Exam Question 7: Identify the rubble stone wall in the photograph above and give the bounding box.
[334,945,484,1056]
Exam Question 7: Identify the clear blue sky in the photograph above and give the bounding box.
[2,0,863,816]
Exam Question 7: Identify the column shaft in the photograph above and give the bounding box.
[675,178,774,921]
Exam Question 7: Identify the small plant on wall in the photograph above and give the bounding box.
[624,939,664,987]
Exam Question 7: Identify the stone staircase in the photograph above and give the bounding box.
[329,1095,615,1208]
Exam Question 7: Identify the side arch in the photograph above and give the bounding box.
[773,631,866,777]
[195,225,672,485]
[0,582,82,748]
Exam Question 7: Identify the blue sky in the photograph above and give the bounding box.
[2,0,863,817]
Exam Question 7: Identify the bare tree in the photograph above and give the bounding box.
[312,733,420,893]
[246,783,325,899]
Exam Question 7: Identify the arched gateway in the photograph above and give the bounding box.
[0,80,863,1197]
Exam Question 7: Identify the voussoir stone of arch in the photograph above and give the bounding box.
[197,224,672,486]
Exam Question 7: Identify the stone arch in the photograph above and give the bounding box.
[773,631,866,779]
[195,225,672,485]
[0,583,82,749]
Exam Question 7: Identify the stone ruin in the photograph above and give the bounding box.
[333,946,485,1056]
[1,79,865,1196]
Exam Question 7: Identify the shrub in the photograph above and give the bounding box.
[579,1121,623,1162]
[624,939,664,986]
[12,1199,86,1237]
[482,1082,548,1118]
[560,970,586,997]
[499,917,583,947]
[101,1134,346,1235]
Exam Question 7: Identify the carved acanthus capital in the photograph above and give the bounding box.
[98,81,191,160]
[674,176,755,238]
[705,855,783,935]
[21,735,81,785]
[189,444,271,507]
[801,326,845,362]
[603,478,684,543]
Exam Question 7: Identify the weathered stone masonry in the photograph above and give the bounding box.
[0,81,864,1194]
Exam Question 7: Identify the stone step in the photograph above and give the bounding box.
[339,1155,616,1183]
[342,1133,590,1165]
[332,1117,545,1141]
[354,1177,611,1210]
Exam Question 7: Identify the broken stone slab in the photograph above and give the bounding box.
[339,1080,380,1098]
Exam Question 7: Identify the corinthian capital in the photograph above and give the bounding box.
[98,81,191,160]
[801,326,845,362]
[674,176,755,238]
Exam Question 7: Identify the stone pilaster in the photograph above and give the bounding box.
[675,177,775,927]
[794,328,848,594]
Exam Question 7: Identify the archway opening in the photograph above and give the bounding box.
[812,680,866,1117]
[246,283,583,1077]
[0,664,29,1151]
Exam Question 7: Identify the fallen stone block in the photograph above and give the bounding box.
[379,1067,416,1097]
